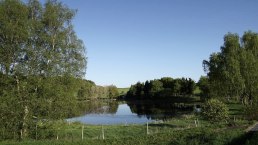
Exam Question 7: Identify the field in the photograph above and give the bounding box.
[1,114,257,145]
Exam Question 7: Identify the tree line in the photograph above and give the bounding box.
[200,31,258,120]
[77,79,119,100]
[126,77,196,99]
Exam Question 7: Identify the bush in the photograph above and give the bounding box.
[201,99,229,122]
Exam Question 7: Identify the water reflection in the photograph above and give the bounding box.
[127,100,193,121]
[76,100,119,114]
[69,101,151,124]
[69,100,194,125]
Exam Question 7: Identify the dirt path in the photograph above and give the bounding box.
[246,122,258,132]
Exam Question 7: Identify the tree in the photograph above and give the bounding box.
[180,78,195,95]
[160,77,173,88]
[186,78,195,95]
[0,0,86,139]
[240,31,258,105]
[0,0,30,139]
[197,76,210,101]
[127,84,137,98]
[149,80,163,97]
[135,82,144,98]
[220,33,244,101]
[77,79,95,100]
[203,31,258,120]
[40,0,86,77]
[0,0,29,76]
[172,79,181,96]
[144,80,151,97]
[126,77,196,99]
[107,85,119,99]
[203,32,257,103]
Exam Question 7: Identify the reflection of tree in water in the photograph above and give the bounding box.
[106,101,119,114]
[126,100,193,120]
[76,100,119,116]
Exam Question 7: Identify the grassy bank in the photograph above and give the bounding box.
[1,116,257,145]
[0,101,255,145]
[3,129,257,145]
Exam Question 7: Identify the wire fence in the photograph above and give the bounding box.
[0,116,247,141]
[0,121,193,141]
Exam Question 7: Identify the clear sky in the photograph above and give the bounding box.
[59,0,258,88]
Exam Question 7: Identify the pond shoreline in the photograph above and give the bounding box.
[70,97,201,125]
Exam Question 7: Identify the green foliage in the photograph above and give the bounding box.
[117,88,129,96]
[127,82,144,98]
[180,78,196,95]
[107,85,119,99]
[149,80,163,97]
[197,76,210,101]
[244,104,258,120]
[201,99,229,122]
[203,31,258,105]
[88,85,120,99]
[77,79,95,100]
[0,0,87,140]
[126,77,196,99]
[0,0,29,75]
[203,31,258,121]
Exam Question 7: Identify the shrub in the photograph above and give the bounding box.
[201,99,229,122]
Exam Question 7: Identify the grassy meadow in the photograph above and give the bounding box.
[1,110,257,145]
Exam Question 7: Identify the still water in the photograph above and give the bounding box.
[68,103,152,125]
[68,100,194,125]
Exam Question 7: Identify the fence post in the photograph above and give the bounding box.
[81,125,84,140]
[56,128,59,140]
[36,124,38,140]
[147,122,149,135]
[102,125,105,140]
[2,129,5,139]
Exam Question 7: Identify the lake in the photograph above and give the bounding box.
[68,100,195,125]
[68,103,152,125]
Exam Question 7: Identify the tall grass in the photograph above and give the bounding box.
[0,117,255,145]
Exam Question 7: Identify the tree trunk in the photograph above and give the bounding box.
[21,105,29,139]
[15,75,29,139]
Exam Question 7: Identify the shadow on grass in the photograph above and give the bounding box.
[149,123,178,128]
[229,132,258,145]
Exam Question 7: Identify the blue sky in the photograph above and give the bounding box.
[59,0,258,87]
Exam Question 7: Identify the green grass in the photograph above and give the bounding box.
[1,127,252,145]
[117,88,129,95]
[227,102,244,119]
[1,116,256,145]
